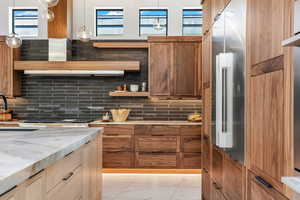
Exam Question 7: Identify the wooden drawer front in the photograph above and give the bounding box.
[103,135,133,152]
[212,147,223,188]
[46,149,82,192]
[136,136,179,153]
[47,166,82,200]
[136,153,179,168]
[202,167,211,200]
[103,125,134,135]
[180,126,202,136]
[103,152,133,168]
[135,125,180,135]
[182,136,201,153]
[247,171,288,200]
[181,153,201,169]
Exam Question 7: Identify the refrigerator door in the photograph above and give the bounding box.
[223,0,246,164]
[294,47,300,172]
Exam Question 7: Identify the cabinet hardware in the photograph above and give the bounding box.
[203,168,209,173]
[62,172,74,181]
[85,140,91,145]
[64,151,74,158]
[255,176,273,188]
[28,169,44,180]
[105,134,119,136]
[214,14,221,22]
[151,134,164,136]
[213,182,222,190]
[0,186,17,197]
[203,135,209,140]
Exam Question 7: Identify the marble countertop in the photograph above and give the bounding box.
[90,120,202,126]
[282,177,300,194]
[0,127,103,195]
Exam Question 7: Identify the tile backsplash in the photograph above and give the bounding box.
[6,40,202,121]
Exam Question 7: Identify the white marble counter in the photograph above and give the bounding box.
[90,120,202,126]
[0,127,103,195]
[282,177,300,198]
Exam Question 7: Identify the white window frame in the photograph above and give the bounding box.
[94,7,124,37]
[9,7,39,38]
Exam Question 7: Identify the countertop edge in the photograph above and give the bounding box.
[0,127,103,195]
[282,177,300,194]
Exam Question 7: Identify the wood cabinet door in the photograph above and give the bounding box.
[249,69,285,192]
[103,152,134,168]
[180,153,201,169]
[247,171,288,200]
[202,0,211,34]
[202,31,212,86]
[103,134,133,152]
[135,135,179,153]
[212,147,223,189]
[149,43,173,96]
[135,153,179,169]
[23,171,46,200]
[211,182,226,200]
[248,0,285,65]
[181,136,201,153]
[202,168,211,200]
[222,155,245,200]
[173,42,201,97]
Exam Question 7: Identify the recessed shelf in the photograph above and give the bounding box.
[282,34,300,47]
[93,42,149,49]
[109,91,149,97]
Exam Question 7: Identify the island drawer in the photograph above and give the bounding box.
[103,134,133,152]
[135,153,179,168]
[46,149,82,192]
[134,125,180,135]
[181,135,202,153]
[103,152,134,168]
[135,135,180,153]
[180,126,202,136]
[46,166,82,200]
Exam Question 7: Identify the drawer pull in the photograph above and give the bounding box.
[29,169,44,180]
[203,135,209,140]
[203,168,208,173]
[255,176,273,188]
[64,151,74,158]
[213,182,222,190]
[62,172,74,181]
[151,134,164,136]
[105,134,119,136]
[85,140,91,145]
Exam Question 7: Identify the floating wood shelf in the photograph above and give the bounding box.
[14,61,140,71]
[282,34,300,47]
[93,42,149,49]
[109,91,149,97]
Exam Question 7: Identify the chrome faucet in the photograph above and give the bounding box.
[0,93,8,111]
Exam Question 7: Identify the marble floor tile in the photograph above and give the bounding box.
[102,174,202,200]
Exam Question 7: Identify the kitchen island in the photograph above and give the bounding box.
[0,127,103,200]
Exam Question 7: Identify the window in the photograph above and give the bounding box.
[96,9,124,35]
[139,9,168,36]
[12,9,38,37]
[182,9,203,35]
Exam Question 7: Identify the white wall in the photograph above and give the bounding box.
[0,0,201,40]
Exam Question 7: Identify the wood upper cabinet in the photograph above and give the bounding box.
[247,171,288,200]
[248,0,286,65]
[0,36,21,98]
[211,0,230,23]
[149,42,173,96]
[149,37,202,98]
[202,0,212,34]
[202,31,212,87]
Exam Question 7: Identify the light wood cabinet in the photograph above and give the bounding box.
[202,0,212,34]
[135,152,179,169]
[212,147,223,190]
[149,36,202,98]
[0,36,21,98]
[136,135,179,153]
[103,152,134,168]
[211,182,226,200]
[202,31,212,87]
[181,136,201,153]
[180,153,201,169]
[247,171,288,200]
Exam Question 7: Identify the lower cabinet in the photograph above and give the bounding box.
[101,125,202,169]
[247,170,288,200]
[212,147,223,189]
[211,182,226,200]
[0,136,102,200]
[202,168,211,200]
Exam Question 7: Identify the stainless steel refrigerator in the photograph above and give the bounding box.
[211,0,246,164]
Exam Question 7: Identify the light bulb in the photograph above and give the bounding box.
[5,33,22,48]
[78,25,92,42]
[46,9,55,22]
[45,0,59,7]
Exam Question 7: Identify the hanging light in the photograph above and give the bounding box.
[46,9,55,22]
[154,0,163,31]
[39,0,59,8]
[6,0,22,48]
[77,0,91,42]
[6,33,22,48]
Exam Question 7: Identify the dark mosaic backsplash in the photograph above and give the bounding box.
[7,40,202,121]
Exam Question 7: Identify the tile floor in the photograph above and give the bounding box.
[102,173,202,200]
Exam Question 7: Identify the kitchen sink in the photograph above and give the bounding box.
[0,128,38,132]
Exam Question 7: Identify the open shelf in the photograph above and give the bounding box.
[14,61,140,71]
[282,34,300,47]
[109,91,149,97]
[93,42,149,49]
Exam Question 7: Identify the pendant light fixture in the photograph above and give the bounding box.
[6,0,22,48]
[46,9,55,22]
[154,0,163,31]
[78,0,91,42]
[39,0,59,8]
[38,0,56,22]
